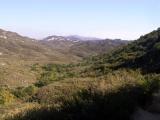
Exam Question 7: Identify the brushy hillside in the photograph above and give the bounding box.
[68,39,128,58]
[83,28,160,76]
[4,28,160,120]
[0,28,128,87]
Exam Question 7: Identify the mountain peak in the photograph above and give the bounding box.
[43,35,68,41]
[42,35,103,43]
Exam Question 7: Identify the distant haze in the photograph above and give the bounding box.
[0,0,160,40]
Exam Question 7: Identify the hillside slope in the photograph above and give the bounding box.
[0,29,80,63]
[41,35,128,58]
[85,28,160,75]
[0,29,128,87]
[0,29,128,63]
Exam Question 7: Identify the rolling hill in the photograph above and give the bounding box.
[0,28,128,87]
[40,35,128,58]
[0,29,128,63]
[0,29,79,63]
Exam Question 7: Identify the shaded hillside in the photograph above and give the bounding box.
[85,28,160,75]
[69,39,128,58]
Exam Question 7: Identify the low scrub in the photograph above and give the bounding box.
[35,64,78,87]
[12,85,38,100]
[8,70,160,120]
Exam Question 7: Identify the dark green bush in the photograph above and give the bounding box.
[154,42,160,50]
[13,85,38,100]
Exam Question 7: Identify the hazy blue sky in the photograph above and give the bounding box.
[0,0,159,39]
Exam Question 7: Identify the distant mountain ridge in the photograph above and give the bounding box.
[42,35,102,43]
[42,35,125,42]
[42,35,78,42]
[66,35,102,41]
[41,35,129,58]
[0,28,129,63]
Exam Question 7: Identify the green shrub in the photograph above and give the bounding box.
[13,85,38,100]
[35,64,78,87]
[154,42,160,50]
